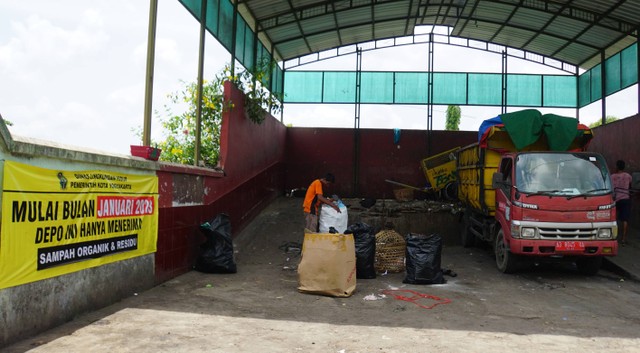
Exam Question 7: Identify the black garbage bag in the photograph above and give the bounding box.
[195,213,237,274]
[403,233,445,284]
[345,222,376,279]
[359,198,376,208]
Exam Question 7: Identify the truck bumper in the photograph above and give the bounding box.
[509,239,618,256]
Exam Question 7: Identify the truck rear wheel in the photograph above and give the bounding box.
[495,229,518,273]
[576,257,602,276]
[460,211,475,247]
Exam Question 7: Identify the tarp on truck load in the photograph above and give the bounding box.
[479,109,589,151]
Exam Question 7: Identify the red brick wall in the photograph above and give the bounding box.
[588,113,640,229]
[154,82,286,283]
[588,114,640,172]
[284,128,477,198]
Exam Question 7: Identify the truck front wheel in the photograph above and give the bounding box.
[495,229,518,273]
[576,257,602,276]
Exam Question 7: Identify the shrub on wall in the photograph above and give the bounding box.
[151,61,282,167]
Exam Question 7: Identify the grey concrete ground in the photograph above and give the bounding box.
[603,226,640,281]
[4,197,640,353]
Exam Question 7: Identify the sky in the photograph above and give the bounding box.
[1,1,637,156]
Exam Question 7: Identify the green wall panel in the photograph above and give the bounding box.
[395,72,428,103]
[468,74,502,105]
[507,75,541,107]
[433,73,467,104]
[323,72,356,103]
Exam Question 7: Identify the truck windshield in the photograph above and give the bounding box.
[515,153,611,196]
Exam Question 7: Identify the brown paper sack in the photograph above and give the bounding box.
[297,233,357,297]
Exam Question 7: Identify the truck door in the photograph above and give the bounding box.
[496,157,513,205]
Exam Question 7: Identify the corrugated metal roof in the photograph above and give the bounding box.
[236,0,639,70]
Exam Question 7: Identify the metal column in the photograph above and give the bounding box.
[501,51,507,115]
[601,51,607,125]
[353,48,362,196]
[427,34,434,155]
[194,0,207,166]
[575,66,580,122]
[230,0,238,77]
[142,0,158,147]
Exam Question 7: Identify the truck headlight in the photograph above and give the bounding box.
[597,228,612,239]
[521,227,536,238]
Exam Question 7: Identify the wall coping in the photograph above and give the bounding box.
[0,115,223,177]
[158,162,224,177]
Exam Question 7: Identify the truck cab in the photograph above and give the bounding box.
[492,152,618,273]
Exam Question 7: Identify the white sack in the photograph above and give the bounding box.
[319,202,348,233]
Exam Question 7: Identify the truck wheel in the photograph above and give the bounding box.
[576,257,602,276]
[460,211,475,247]
[494,229,518,273]
[444,182,458,201]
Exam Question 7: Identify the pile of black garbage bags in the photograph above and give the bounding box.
[346,222,446,284]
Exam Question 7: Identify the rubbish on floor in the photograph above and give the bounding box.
[363,293,387,301]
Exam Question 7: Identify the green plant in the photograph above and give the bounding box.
[148,61,282,167]
[588,115,618,128]
[153,73,230,167]
[445,105,461,131]
[225,59,282,124]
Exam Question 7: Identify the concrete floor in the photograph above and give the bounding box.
[5,197,640,353]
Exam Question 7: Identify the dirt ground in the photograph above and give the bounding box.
[5,196,640,353]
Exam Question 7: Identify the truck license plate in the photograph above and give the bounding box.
[556,241,585,251]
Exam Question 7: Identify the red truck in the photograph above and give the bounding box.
[457,109,618,274]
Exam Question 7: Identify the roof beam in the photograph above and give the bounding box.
[519,0,572,50]
[270,13,411,46]
[454,14,602,52]
[284,33,577,74]
[486,0,637,36]
[455,0,482,40]
[237,0,285,63]
[551,0,626,60]
[258,0,410,31]
[330,2,344,47]
[285,0,313,54]
[404,0,419,35]
[488,0,524,44]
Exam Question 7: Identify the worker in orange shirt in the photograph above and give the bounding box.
[303,173,341,232]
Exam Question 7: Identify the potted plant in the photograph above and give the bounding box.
[130,145,162,161]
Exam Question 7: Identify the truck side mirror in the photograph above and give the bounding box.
[492,172,504,189]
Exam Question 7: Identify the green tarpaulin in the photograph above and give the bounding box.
[500,109,579,151]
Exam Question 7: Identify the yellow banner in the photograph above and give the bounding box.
[0,161,159,289]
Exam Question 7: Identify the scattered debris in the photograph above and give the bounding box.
[363,293,387,301]
[280,241,302,271]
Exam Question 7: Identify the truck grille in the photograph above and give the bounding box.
[538,227,597,240]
